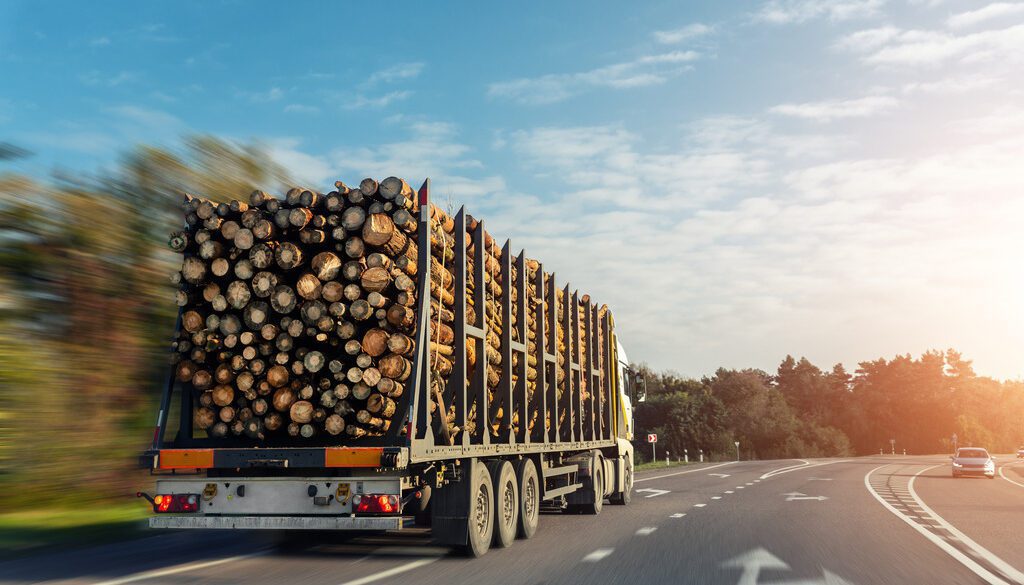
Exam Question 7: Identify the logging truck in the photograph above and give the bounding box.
[139,178,636,557]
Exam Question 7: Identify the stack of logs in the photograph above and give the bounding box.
[169,176,607,444]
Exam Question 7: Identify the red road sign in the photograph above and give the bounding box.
[647,433,657,444]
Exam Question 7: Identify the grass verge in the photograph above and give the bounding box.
[0,503,150,559]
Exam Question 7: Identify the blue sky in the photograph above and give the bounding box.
[2,0,1023,379]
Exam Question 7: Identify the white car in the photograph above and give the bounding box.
[951,447,995,479]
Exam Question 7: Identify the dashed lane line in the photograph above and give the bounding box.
[582,548,615,562]
[338,558,440,585]
[636,527,658,536]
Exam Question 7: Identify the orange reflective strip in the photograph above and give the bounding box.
[324,447,383,468]
[159,449,214,469]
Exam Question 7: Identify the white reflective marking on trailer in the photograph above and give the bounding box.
[337,558,439,585]
[90,551,267,585]
[583,548,615,562]
[636,527,658,536]
[634,461,736,483]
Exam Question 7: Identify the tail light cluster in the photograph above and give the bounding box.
[353,494,400,515]
[153,493,200,513]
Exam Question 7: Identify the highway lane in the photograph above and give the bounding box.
[2,456,1022,585]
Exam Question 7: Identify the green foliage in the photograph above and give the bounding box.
[0,137,290,510]
[634,350,1021,460]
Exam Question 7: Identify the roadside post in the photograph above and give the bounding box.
[699,449,704,463]
[684,448,689,464]
[890,438,896,455]
[666,450,670,466]
[735,441,740,462]
[648,433,658,463]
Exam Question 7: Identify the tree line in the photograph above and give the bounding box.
[633,350,1024,462]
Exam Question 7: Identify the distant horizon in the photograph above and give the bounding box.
[2,0,1021,379]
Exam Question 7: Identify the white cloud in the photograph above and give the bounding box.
[342,90,412,110]
[365,62,425,86]
[106,105,182,131]
[947,2,1024,29]
[488,51,700,105]
[753,0,886,24]
[769,95,899,121]
[79,70,136,87]
[653,23,713,44]
[283,104,320,114]
[237,87,284,103]
[89,36,110,47]
[839,23,1024,66]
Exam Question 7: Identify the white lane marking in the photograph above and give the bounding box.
[760,460,848,480]
[711,496,722,500]
[808,477,833,481]
[725,490,734,494]
[694,503,707,508]
[635,488,670,498]
[636,527,658,536]
[91,552,266,585]
[338,558,439,585]
[582,548,615,562]
[864,465,1013,585]
[634,461,736,483]
[736,486,745,489]
[670,513,687,518]
[708,473,731,478]
[753,480,761,483]
[999,463,1024,489]
[908,467,1024,583]
[783,492,828,502]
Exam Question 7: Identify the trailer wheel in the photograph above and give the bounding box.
[609,455,632,505]
[460,461,494,557]
[487,459,518,548]
[515,458,540,539]
[584,452,605,515]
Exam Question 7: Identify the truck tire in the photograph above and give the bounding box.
[487,459,518,548]
[515,458,540,540]
[565,450,604,515]
[609,455,632,505]
[459,461,494,557]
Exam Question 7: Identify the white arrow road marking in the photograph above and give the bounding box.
[720,547,790,585]
[635,488,670,498]
[582,548,615,562]
[636,527,658,536]
[720,547,855,585]
[709,473,732,478]
[783,492,828,501]
[670,513,686,518]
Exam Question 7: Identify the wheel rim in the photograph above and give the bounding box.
[502,479,515,530]
[474,483,490,539]
[524,475,538,522]
[625,460,633,492]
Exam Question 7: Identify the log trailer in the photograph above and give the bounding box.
[139,179,637,557]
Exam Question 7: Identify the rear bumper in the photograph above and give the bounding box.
[149,515,403,530]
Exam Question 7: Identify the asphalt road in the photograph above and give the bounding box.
[3,455,1024,585]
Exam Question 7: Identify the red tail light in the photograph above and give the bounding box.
[353,493,401,515]
[152,493,199,513]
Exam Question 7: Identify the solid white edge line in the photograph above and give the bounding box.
[864,465,1010,585]
[634,461,736,483]
[338,558,439,585]
[91,551,267,585]
[999,462,1024,489]
[908,467,1024,583]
